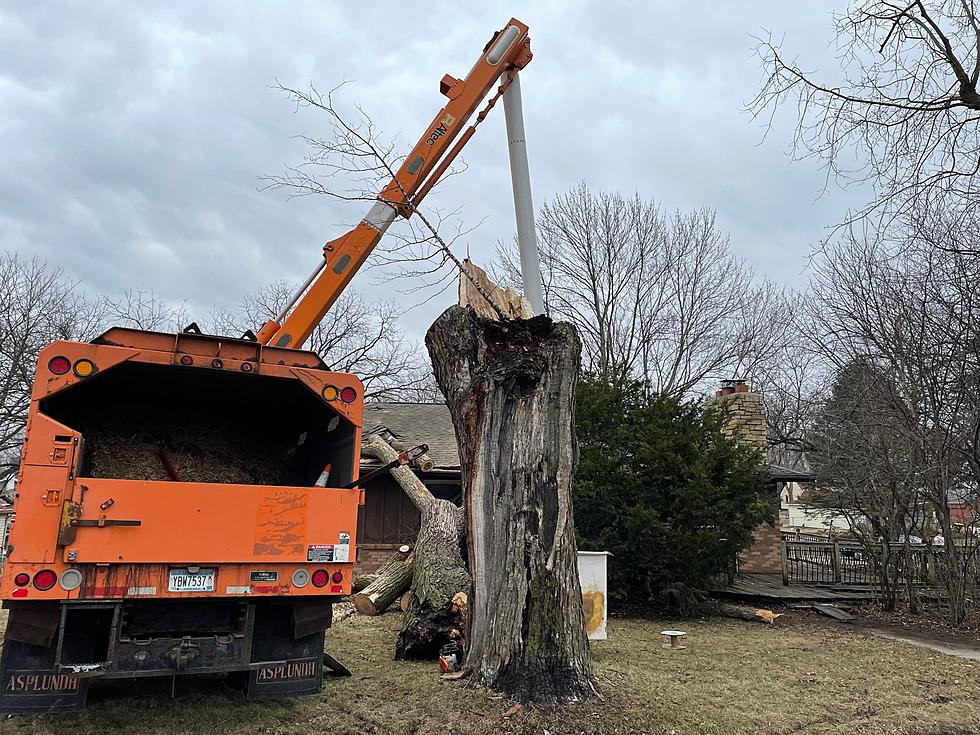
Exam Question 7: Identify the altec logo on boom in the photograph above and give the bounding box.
[425,113,456,145]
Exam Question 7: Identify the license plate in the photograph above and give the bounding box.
[168,568,216,592]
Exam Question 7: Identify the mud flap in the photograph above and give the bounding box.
[246,603,326,701]
[0,637,89,714]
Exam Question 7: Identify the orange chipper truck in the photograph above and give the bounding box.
[0,19,531,712]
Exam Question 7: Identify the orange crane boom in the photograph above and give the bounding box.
[255,18,532,349]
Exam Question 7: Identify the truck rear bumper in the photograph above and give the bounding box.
[0,598,334,713]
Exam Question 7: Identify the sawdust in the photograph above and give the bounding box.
[80,409,296,485]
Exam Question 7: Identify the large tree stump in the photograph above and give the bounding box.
[353,545,413,616]
[362,435,469,659]
[425,306,597,706]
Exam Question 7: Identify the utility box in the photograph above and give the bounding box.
[577,551,610,640]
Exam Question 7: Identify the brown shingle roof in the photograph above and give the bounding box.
[361,402,460,471]
[359,403,814,484]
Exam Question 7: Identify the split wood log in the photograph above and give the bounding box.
[362,434,469,659]
[458,258,534,321]
[426,306,598,706]
[353,546,413,616]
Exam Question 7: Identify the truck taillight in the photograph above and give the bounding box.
[340,387,357,403]
[33,569,57,591]
[48,356,70,375]
[311,570,329,588]
[72,358,97,377]
[13,573,29,587]
[331,572,343,583]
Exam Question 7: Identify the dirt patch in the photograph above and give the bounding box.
[851,601,980,647]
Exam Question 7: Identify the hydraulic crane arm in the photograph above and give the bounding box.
[256,19,533,349]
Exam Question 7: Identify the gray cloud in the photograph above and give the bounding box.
[0,1,865,342]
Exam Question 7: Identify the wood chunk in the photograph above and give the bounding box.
[458,258,534,321]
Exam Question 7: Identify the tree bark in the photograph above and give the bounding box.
[425,306,597,706]
[352,573,378,593]
[353,546,413,616]
[362,435,469,659]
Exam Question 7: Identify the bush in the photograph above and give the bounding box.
[573,374,771,611]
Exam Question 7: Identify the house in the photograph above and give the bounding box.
[355,396,812,575]
[356,402,461,572]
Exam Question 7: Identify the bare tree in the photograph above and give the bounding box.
[751,1,980,234]
[104,286,190,332]
[262,82,505,316]
[806,218,980,622]
[499,184,790,396]
[808,357,927,611]
[0,253,109,489]
[211,281,439,402]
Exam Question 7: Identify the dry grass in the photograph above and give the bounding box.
[2,610,979,735]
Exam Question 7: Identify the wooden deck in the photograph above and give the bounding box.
[711,573,876,602]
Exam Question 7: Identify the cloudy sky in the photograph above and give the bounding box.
[1,2,865,342]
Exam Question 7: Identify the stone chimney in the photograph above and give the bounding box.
[711,379,767,451]
[712,379,780,575]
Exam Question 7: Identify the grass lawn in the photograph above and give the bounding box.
[1,609,979,735]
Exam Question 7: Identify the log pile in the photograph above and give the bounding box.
[353,546,413,616]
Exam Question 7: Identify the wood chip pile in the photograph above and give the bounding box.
[80,410,296,485]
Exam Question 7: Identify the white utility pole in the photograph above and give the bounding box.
[502,73,546,315]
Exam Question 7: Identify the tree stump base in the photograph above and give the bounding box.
[426,306,598,706]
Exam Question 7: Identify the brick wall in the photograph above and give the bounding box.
[738,521,782,574]
[711,381,781,575]
[355,543,406,575]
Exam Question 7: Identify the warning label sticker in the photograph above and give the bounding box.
[307,544,334,562]
[333,531,350,563]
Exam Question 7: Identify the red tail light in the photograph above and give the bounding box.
[331,571,343,583]
[179,355,194,366]
[33,569,57,591]
[311,570,329,588]
[48,356,71,375]
[340,386,357,403]
[13,573,29,587]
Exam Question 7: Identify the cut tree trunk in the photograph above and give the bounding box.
[352,573,378,593]
[362,435,469,659]
[717,604,782,624]
[353,545,413,616]
[425,306,597,706]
